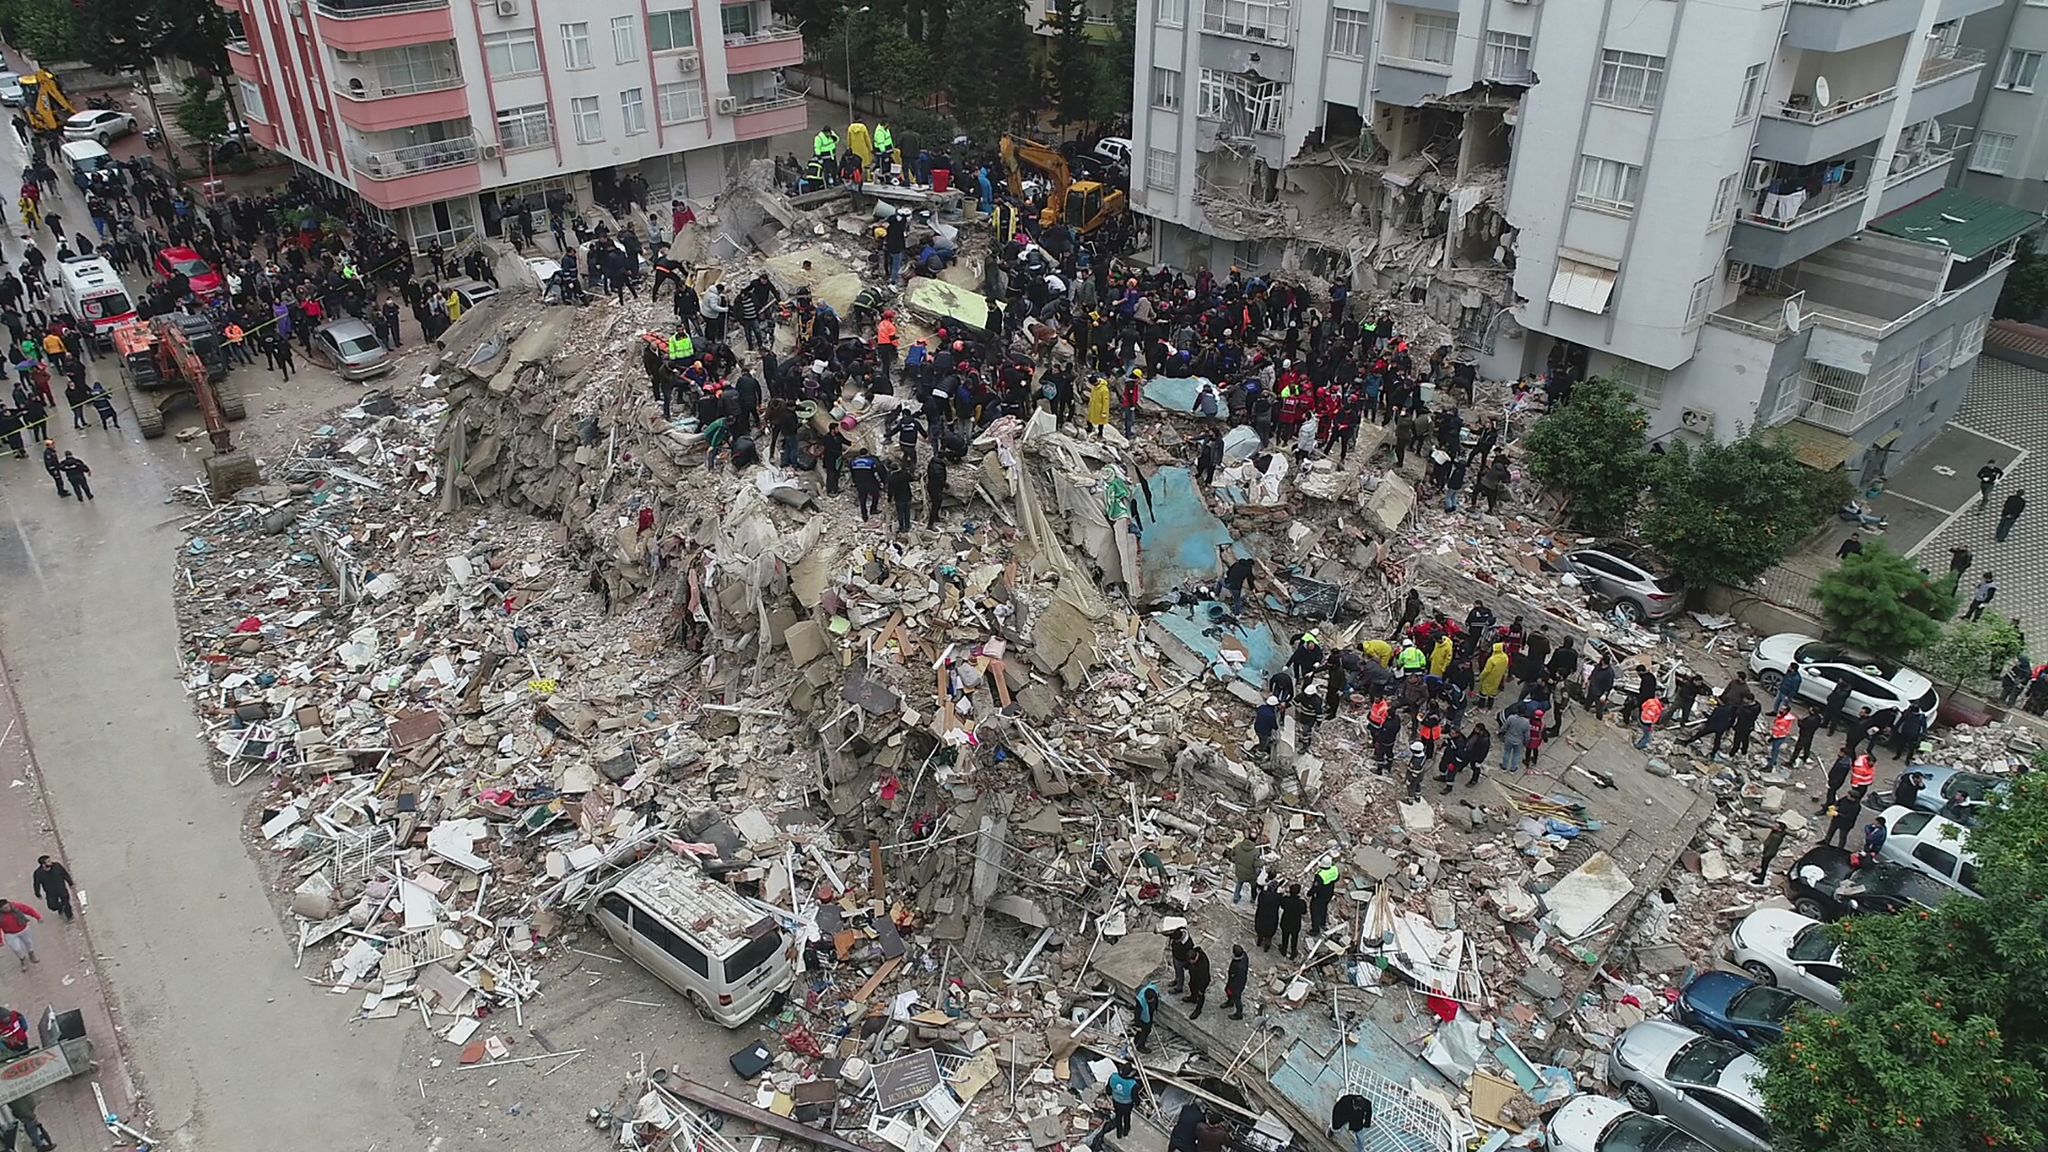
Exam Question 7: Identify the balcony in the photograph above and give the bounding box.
[724,27,804,73]
[1906,47,1984,123]
[313,0,456,54]
[1784,0,1922,53]
[1707,290,1809,344]
[1732,147,1957,272]
[344,134,482,209]
[1375,54,1453,108]
[248,118,279,150]
[1757,49,1985,165]
[330,50,467,131]
[731,93,808,141]
[226,39,263,82]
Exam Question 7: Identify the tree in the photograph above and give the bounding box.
[1639,436,1833,589]
[0,0,77,61]
[1813,543,1956,654]
[1995,234,2048,323]
[1084,0,1135,127]
[940,0,1036,141]
[1047,0,1094,128]
[173,74,230,146]
[1917,615,2026,695]
[1759,772,2048,1152]
[1520,378,1652,533]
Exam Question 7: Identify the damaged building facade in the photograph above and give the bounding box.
[1131,0,2035,471]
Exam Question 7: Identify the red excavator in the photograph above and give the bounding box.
[111,316,259,496]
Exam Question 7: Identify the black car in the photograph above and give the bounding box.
[1786,845,1949,921]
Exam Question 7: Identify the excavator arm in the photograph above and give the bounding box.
[999,135,1072,225]
[19,72,74,133]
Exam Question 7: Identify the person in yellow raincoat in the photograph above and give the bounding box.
[447,289,465,322]
[1429,633,1454,677]
[847,122,874,171]
[1478,642,1510,702]
[1362,637,1393,667]
[1087,376,1113,436]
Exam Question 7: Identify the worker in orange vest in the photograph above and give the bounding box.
[876,308,899,389]
[223,322,250,366]
[1633,695,1665,750]
[1849,752,1877,794]
[1765,708,1798,774]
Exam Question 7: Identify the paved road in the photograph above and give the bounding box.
[0,133,402,1148]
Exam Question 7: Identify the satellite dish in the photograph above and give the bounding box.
[1784,299,1803,334]
[1814,75,1832,108]
[1927,122,1944,144]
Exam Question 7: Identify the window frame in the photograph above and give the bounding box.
[1156,0,1187,27]
[1146,147,1179,189]
[1736,61,1765,122]
[236,78,267,122]
[720,4,755,37]
[560,21,593,70]
[612,14,639,62]
[1329,7,1368,59]
[1201,0,1289,41]
[1151,65,1182,111]
[648,9,697,54]
[495,102,553,152]
[1609,360,1668,408]
[1972,132,2016,174]
[1575,154,1641,213]
[1710,173,1738,229]
[1953,315,1988,366]
[621,87,648,135]
[2000,48,2042,92]
[1595,48,1666,111]
[1409,12,1457,65]
[657,80,707,124]
[1197,68,1227,119]
[570,95,604,143]
[1482,30,1531,83]
[482,29,542,78]
[1685,275,1713,330]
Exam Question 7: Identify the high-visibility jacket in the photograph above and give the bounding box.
[993,202,1020,239]
[1315,865,1340,887]
[1418,720,1444,744]
[224,324,245,345]
[1641,698,1665,725]
[1368,699,1391,725]
[813,130,838,158]
[1771,713,1797,739]
[1850,755,1876,789]
[874,124,894,154]
[1398,646,1427,671]
[876,317,898,347]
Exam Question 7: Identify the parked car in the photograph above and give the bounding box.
[1555,542,1684,623]
[62,108,137,144]
[442,277,499,312]
[1747,633,1939,723]
[1546,1093,1715,1152]
[307,318,393,382]
[1891,764,2007,827]
[1875,805,1981,898]
[154,247,225,298]
[0,72,23,107]
[1784,844,1952,920]
[1674,971,1803,1054]
[1727,907,1845,1010]
[1607,1021,1772,1152]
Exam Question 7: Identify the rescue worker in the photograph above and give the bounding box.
[872,121,895,179]
[1308,859,1339,936]
[812,127,841,185]
[1133,981,1160,1051]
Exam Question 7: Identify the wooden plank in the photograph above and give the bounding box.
[850,955,903,1003]
[868,838,887,899]
[666,1076,873,1152]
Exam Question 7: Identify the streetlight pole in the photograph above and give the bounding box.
[844,5,870,125]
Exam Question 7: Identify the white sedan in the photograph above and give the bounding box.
[63,108,138,144]
[1727,907,1845,1011]
[1547,1093,1714,1152]
[1747,633,1938,723]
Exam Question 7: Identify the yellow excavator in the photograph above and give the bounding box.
[18,71,75,133]
[999,134,1128,236]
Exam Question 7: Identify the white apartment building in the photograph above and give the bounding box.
[1958,0,2048,212]
[1131,0,2038,473]
[221,0,809,248]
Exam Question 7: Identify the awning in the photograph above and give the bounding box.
[1870,187,2044,260]
[1548,259,1616,314]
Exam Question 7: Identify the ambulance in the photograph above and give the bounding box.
[54,255,135,347]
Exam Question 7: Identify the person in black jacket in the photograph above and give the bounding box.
[1331,1094,1374,1152]
[1253,884,1281,951]
[30,856,71,922]
[886,459,914,534]
[1183,945,1211,1019]
[1224,945,1249,1019]
[1277,883,1307,959]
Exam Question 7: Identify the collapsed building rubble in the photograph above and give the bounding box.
[164,176,2033,1152]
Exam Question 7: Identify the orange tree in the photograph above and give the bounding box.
[1759,769,2048,1150]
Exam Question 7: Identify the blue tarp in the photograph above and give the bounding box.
[1138,465,1235,595]
[1150,602,1288,690]
[1139,375,1214,412]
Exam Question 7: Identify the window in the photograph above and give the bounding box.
[1202,0,1288,40]
[1157,0,1186,27]
[632,911,711,976]
[1711,173,1738,229]
[1146,147,1179,189]
[1954,315,1988,365]
[237,79,266,121]
[1596,49,1666,110]
[1576,155,1640,212]
[1686,1091,1770,1141]
[648,9,696,53]
[1959,860,1981,894]
[1890,810,1934,836]
[657,80,706,123]
[724,932,782,981]
[482,29,541,77]
[369,43,459,94]
[1249,80,1284,133]
[495,103,552,152]
[1329,7,1368,58]
[2000,49,2042,91]
[1609,359,1668,407]
[1408,13,1456,65]
[1736,62,1765,122]
[612,14,639,61]
[1152,66,1181,110]
[1198,68,1227,118]
[1972,132,2016,174]
[1686,275,1713,329]
[621,88,648,135]
[721,4,755,37]
[560,21,592,69]
[1483,31,1531,82]
[1915,327,1955,386]
[570,95,603,143]
[1913,842,1959,879]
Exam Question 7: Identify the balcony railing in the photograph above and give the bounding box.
[1707,291,1808,341]
[346,133,479,180]
[735,93,807,114]
[333,71,463,100]
[227,37,252,54]
[314,0,448,17]
[1377,52,1453,75]
[1918,46,1985,85]
[723,26,802,47]
[1741,184,1867,231]
[1771,84,1894,124]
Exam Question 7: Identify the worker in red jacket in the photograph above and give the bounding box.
[0,899,41,969]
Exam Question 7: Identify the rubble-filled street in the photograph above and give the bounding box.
[7,162,2040,1152]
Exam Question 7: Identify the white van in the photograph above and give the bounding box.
[1876,805,1982,898]
[588,853,795,1026]
[53,256,134,346]
[58,139,112,179]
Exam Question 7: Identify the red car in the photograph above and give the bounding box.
[155,246,225,298]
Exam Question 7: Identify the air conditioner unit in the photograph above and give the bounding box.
[1727,261,1752,284]
[479,142,501,159]
[677,51,701,75]
[493,0,518,16]
[1679,407,1716,436]
[1746,159,1773,191]
[715,95,738,114]
[333,49,361,62]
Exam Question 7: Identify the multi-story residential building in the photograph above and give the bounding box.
[220,0,808,248]
[1957,0,2048,211]
[1131,0,2040,472]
